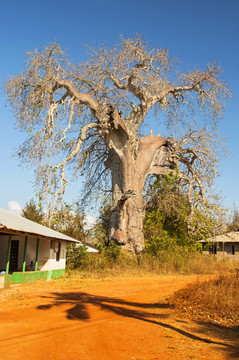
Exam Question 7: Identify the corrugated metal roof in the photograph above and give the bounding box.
[0,208,79,243]
[199,231,239,243]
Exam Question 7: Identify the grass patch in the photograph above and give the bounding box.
[167,271,239,326]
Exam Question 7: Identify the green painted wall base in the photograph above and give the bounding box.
[0,269,65,288]
[11,269,65,284]
[0,275,12,289]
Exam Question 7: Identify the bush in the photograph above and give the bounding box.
[66,243,88,270]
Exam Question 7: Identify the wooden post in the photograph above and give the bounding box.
[22,236,28,272]
[35,238,39,271]
[6,234,12,274]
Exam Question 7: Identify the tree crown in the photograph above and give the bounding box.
[5,36,231,210]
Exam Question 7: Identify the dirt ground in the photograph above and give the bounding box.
[0,274,238,360]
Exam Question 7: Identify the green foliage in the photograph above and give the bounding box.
[21,199,44,224]
[144,175,190,252]
[66,243,88,270]
[144,174,215,256]
[50,203,85,240]
[95,240,121,260]
[66,239,121,272]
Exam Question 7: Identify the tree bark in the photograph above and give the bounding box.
[107,134,170,253]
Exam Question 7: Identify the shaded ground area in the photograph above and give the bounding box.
[0,275,238,359]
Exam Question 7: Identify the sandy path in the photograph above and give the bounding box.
[0,275,238,360]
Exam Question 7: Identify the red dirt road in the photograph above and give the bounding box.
[0,275,238,360]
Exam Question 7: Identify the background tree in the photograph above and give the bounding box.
[144,174,190,248]
[22,199,44,224]
[228,205,239,232]
[144,174,226,255]
[5,36,230,253]
[50,203,85,240]
[90,199,111,245]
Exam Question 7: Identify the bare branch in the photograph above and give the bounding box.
[53,79,101,117]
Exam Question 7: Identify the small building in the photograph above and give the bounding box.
[0,208,94,289]
[199,231,239,262]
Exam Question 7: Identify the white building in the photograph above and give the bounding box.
[0,208,96,289]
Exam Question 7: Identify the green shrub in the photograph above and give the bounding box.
[66,243,88,270]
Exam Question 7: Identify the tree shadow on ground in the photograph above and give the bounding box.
[37,291,239,358]
[191,320,239,359]
[38,292,171,321]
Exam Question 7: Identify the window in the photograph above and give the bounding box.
[209,244,217,254]
[54,241,59,253]
[50,240,61,261]
[225,244,235,255]
[55,241,61,262]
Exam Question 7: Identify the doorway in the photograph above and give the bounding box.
[9,240,19,273]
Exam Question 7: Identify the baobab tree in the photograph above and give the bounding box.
[5,36,230,253]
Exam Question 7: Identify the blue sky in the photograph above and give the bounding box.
[0,0,238,215]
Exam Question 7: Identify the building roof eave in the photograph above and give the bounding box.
[199,231,239,243]
[0,208,80,243]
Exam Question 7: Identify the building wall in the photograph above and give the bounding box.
[40,240,66,271]
[0,234,67,272]
[202,242,239,262]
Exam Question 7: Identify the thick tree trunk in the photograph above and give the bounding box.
[107,134,169,253]
[109,149,145,253]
